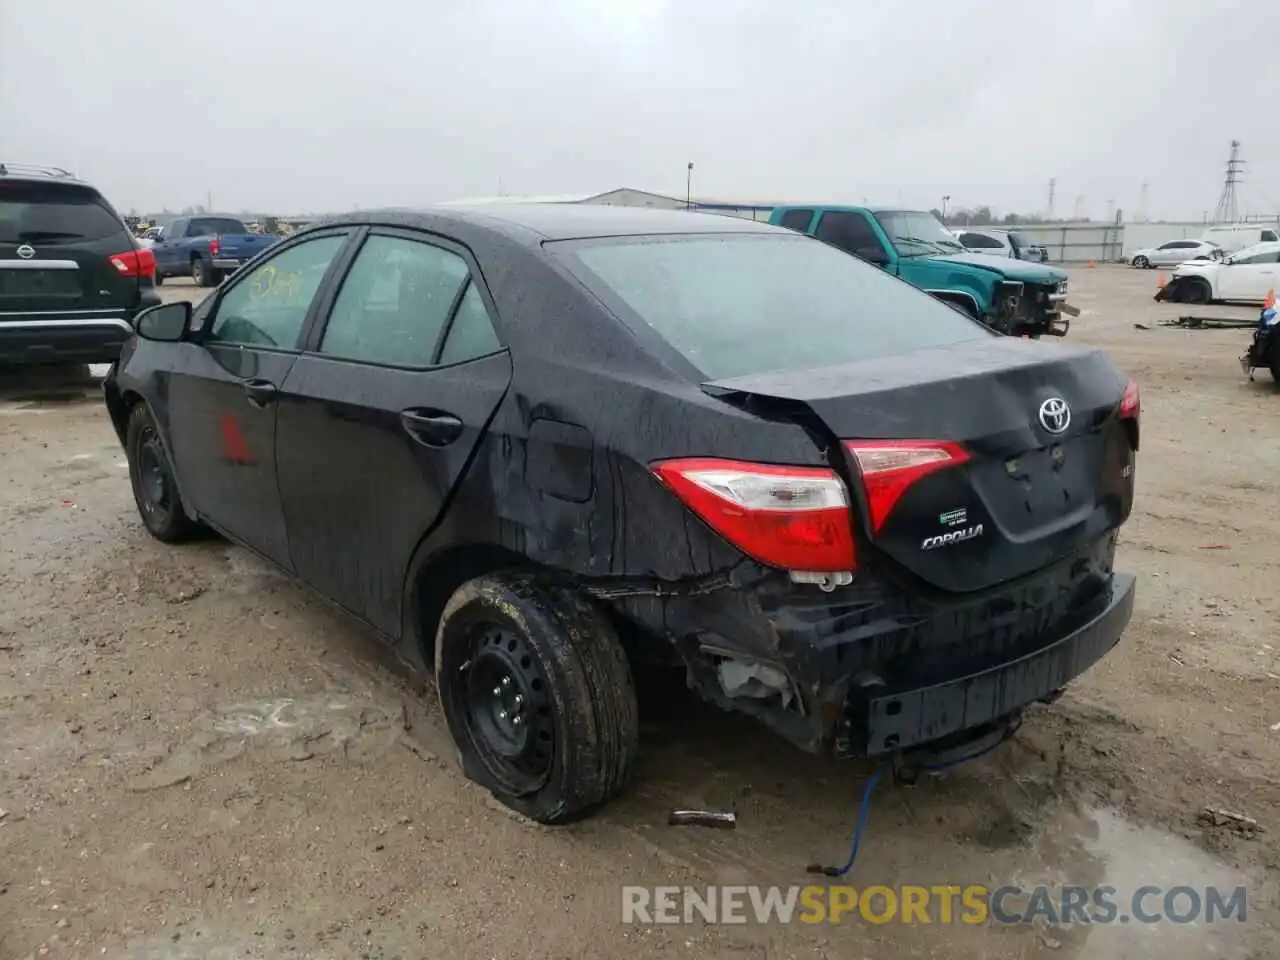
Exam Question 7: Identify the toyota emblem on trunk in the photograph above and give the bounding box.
[1038,397,1071,434]
[15,244,35,259]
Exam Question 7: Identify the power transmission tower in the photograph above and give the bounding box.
[1047,178,1056,219]
[1212,140,1244,223]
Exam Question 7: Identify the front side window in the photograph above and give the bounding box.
[814,212,883,258]
[556,233,990,381]
[207,234,347,348]
[319,235,470,367]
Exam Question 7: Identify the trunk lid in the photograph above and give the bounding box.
[703,337,1136,593]
[0,179,139,316]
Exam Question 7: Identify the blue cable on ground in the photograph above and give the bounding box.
[806,769,883,877]
[806,729,1014,878]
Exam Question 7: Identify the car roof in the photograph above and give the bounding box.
[319,203,781,244]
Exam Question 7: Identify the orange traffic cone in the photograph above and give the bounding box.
[1265,287,1276,310]
[1087,260,1097,269]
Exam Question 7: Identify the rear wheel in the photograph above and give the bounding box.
[125,404,200,543]
[1132,255,1150,269]
[192,258,212,287]
[435,572,638,824]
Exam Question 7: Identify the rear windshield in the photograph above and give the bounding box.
[556,233,991,381]
[188,217,248,236]
[0,183,125,245]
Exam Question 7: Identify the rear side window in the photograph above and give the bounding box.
[777,209,814,232]
[320,235,470,367]
[1263,230,1278,242]
[438,282,502,365]
[557,234,990,381]
[187,217,248,236]
[0,183,126,245]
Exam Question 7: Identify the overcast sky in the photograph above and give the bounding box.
[3,0,1277,220]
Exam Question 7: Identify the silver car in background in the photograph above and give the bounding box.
[1126,239,1221,269]
[954,228,1049,263]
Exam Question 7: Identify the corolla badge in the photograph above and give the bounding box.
[15,244,36,259]
[1038,396,1071,434]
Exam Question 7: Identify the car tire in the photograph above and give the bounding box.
[125,403,200,543]
[1132,255,1150,269]
[192,258,212,287]
[1185,279,1212,304]
[154,272,164,286]
[435,572,639,824]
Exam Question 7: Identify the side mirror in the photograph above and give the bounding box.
[134,301,191,342]
[856,246,891,266]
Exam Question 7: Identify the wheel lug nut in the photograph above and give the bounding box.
[513,694,523,706]
[501,676,512,687]
[492,686,502,696]
[513,716,522,726]
[499,710,508,720]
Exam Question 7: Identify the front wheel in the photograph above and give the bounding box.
[125,404,201,543]
[1185,279,1212,304]
[435,573,638,824]
[1132,255,1150,269]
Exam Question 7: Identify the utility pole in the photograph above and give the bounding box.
[1137,182,1149,222]
[686,162,694,211]
[1212,140,1244,223]
[206,190,212,212]
[941,195,951,219]
[1047,178,1056,220]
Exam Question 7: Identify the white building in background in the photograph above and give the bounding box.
[440,187,778,221]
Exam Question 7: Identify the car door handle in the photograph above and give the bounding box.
[242,378,278,407]
[400,409,464,447]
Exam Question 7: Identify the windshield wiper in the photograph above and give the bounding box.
[893,235,947,255]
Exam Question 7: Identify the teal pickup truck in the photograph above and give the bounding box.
[770,205,1075,337]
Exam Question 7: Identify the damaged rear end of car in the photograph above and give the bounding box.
[553,230,1139,768]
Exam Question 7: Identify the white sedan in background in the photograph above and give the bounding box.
[1166,241,1280,303]
[1127,239,1220,269]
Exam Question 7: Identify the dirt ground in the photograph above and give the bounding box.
[1,269,1278,959]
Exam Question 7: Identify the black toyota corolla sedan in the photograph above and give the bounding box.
[103,205,1139,823]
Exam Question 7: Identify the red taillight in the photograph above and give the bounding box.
[1119,379,1140,420]
[209,236,220,256]
[108,248,156,278]
[651,458,856,571]
[845,440,970,534]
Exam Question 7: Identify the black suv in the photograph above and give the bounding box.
[0,162,159,366]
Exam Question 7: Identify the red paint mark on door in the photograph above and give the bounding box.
[220,413,253,464]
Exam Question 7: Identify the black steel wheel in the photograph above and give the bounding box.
[125,404,200,543]
[435,573,638,824]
